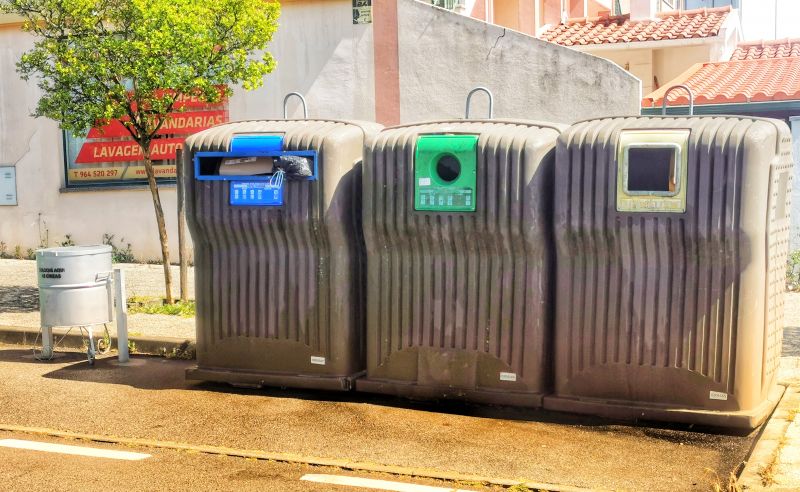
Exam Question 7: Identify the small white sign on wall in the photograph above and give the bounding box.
[0,166,17,206]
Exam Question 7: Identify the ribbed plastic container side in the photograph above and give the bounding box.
[553,115,790,411]
[182,120,377,378]
[364,120,562,393]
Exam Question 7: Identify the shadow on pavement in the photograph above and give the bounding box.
[0,286,39,313]
[0,347,754,440]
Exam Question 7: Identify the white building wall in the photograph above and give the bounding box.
[0,0,640,260]
[0,0,373,262]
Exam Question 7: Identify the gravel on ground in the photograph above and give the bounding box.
[0,259,195,340]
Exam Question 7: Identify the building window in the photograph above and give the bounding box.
[431,0,456,9]
[682,0,739,9]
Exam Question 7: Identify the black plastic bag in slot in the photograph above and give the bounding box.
[274,155,313,179]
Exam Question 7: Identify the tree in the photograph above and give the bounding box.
[1,0,280,303]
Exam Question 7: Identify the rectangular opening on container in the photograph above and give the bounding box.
[616,130,689,214]
[626,147,676,193]
[194,151,317,182]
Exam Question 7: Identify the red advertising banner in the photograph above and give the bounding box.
[66,86,230,185]
[75,138,184,164]
[87,110,227,138]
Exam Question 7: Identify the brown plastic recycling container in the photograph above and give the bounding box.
[545,116,792,428]
[181,118,381,390]
[357,118,566,406]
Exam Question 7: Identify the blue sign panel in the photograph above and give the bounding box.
[230,181,283,206]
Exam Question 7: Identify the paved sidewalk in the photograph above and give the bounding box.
[0,259,195,340]
[740,359,800,490]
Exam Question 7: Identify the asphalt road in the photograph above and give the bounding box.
[0,345,758,492]
[0,431,486,492]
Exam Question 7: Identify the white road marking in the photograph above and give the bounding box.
[300,474,475,492]
[0,439,151,461]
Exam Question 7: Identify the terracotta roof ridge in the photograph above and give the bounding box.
[565,13,629,25]
[641,62,705,106]
[657,5,731,18]
[642,56,800,108]
[723,56,798,65]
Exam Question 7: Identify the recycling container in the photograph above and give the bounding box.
[182,118,381,390]
[545,116,793,428]
[357,118,566,406]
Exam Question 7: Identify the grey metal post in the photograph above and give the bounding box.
[114,268,129,363]
[40,326,53,359]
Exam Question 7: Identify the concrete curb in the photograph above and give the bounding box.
[0,325,196,359]
[0,423,603,492]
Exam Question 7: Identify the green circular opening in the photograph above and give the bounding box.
[436,154,461,183]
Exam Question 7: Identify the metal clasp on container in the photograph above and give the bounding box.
[465,87,493,120]
[283,92,309,119]
[661,85,694,116]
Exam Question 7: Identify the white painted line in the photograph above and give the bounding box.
[300,474,475,492]
[0,439,150,461]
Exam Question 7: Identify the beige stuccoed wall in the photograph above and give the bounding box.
[396,0,641,123]
[652,45,714,89]
[590,48,655,96]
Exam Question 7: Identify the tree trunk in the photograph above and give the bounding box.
[176,148,189,302]
[142,144,174,304]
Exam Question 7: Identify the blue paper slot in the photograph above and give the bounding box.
[230,134,284,153]
[230,181,283,206]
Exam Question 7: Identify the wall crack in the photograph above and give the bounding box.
[486,28,506,60]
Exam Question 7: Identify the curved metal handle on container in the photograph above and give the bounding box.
[661,85,694,116]
[283,92,308,119]
[465,87,493,120]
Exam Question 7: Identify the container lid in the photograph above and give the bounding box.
[36,245,112,257]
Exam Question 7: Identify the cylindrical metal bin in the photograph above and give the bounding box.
[545,116,793,429]
[181,119,382,391]
[36,245,113,328]
[357,119,566,407]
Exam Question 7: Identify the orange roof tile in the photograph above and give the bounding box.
[730,39,800,60]
[539,6,731,46]
[642,57,800,107]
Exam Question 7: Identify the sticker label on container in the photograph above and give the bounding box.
[709,391,728,401]
[230,181,283,206]
[310,356,326,365]
[499,372,517,382]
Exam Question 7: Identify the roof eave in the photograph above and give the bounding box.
[566,35,722,52]
[641,100,800,115]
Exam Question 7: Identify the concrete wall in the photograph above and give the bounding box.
[0,0,641,259]
[397,0,641,123]
[229,0,375,121]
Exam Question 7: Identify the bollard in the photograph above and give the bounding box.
[114,268,129,363]
[40,326,53,359]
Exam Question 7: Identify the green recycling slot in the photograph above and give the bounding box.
[414,134,478,212]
